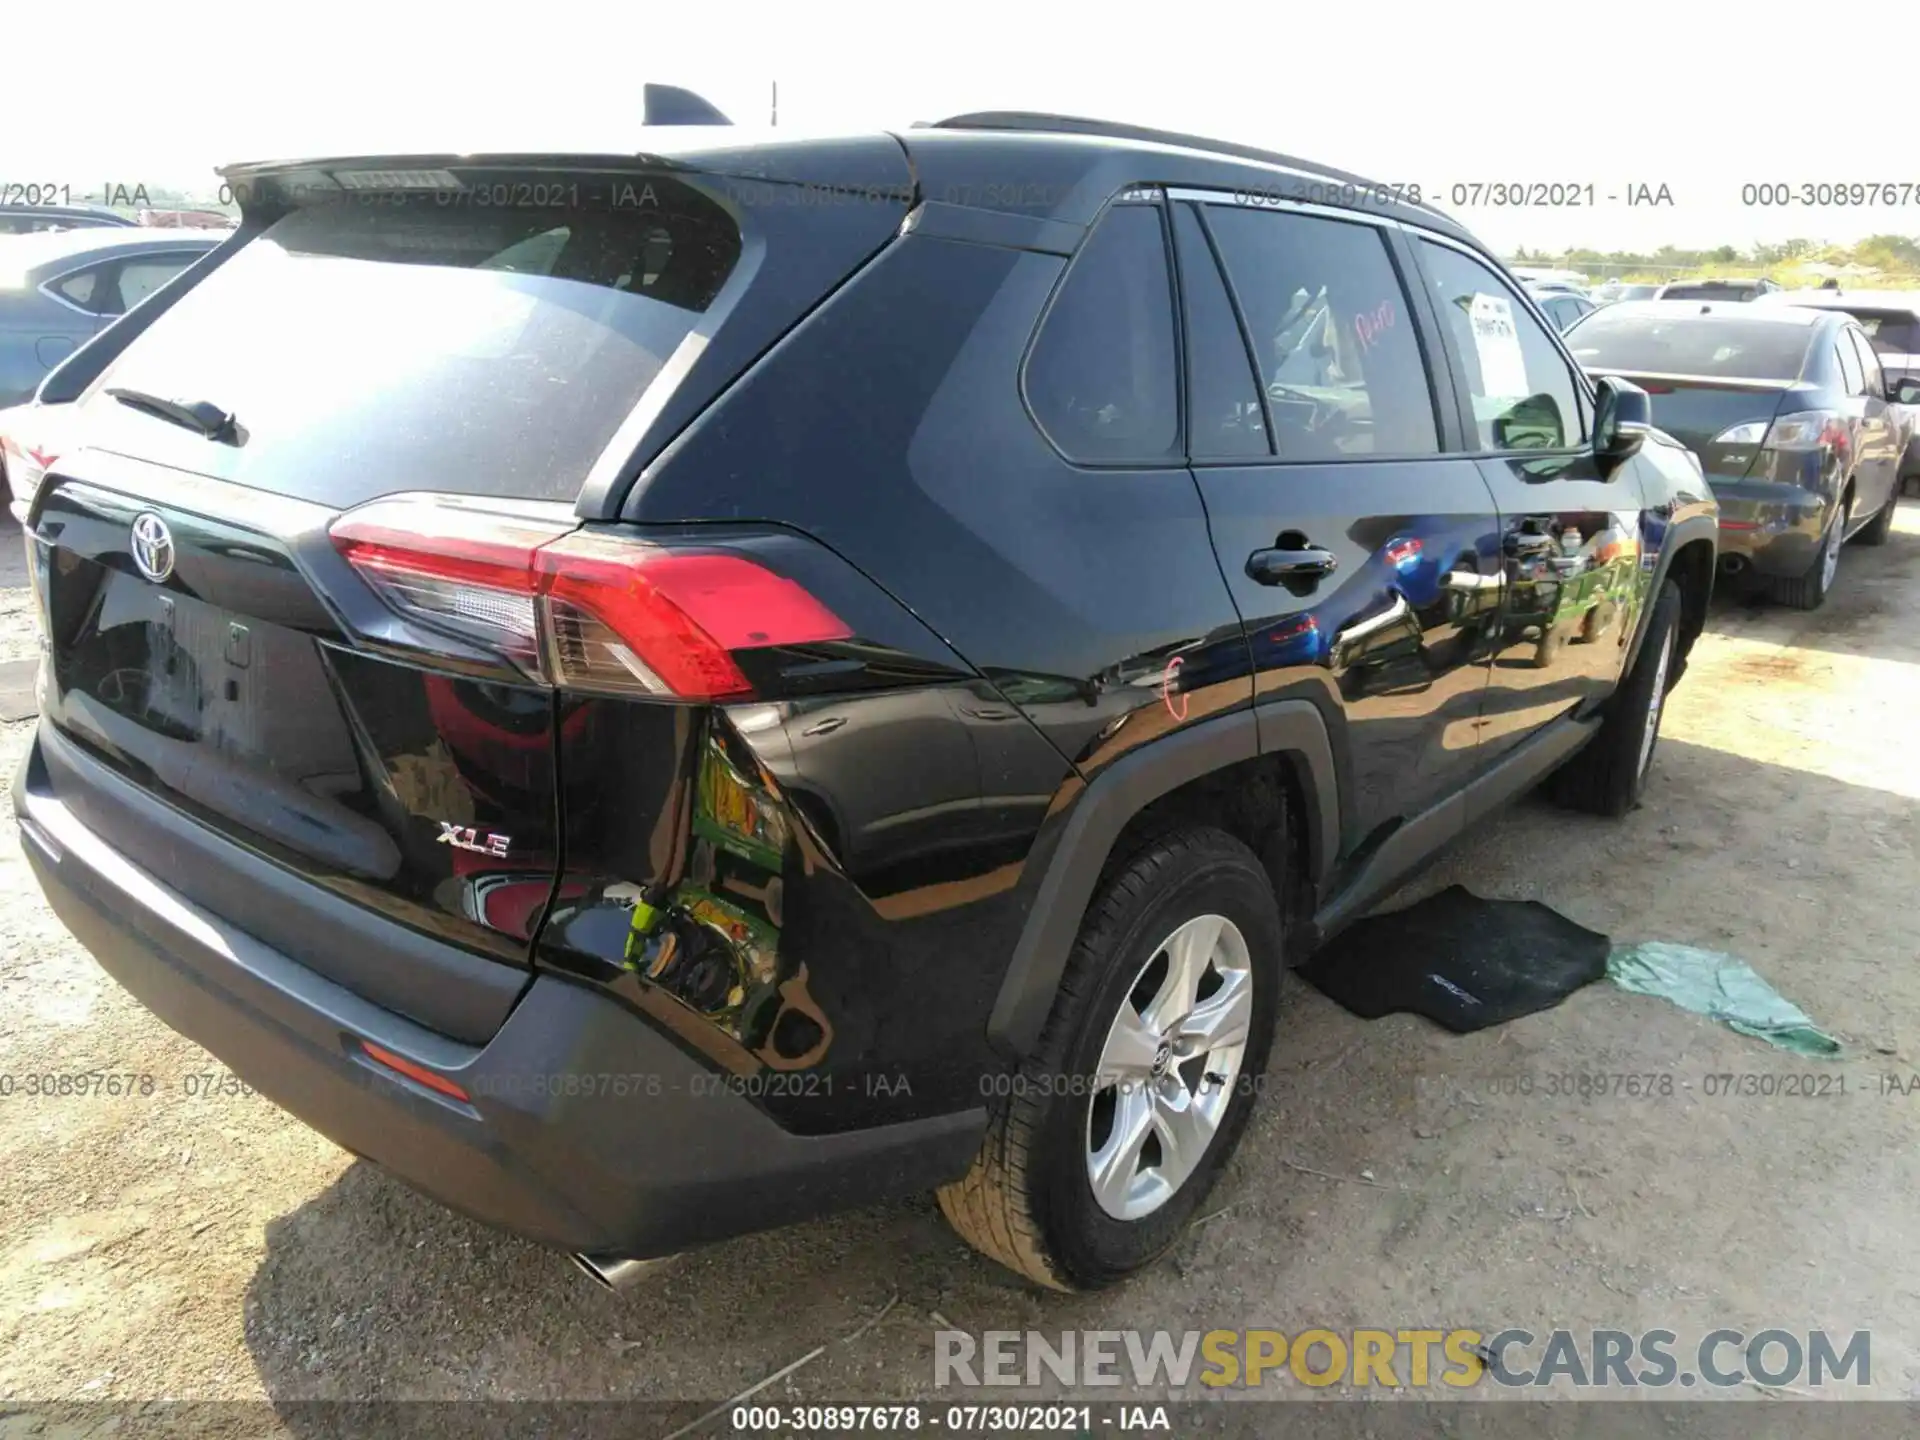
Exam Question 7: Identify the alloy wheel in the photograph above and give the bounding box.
[1085,913,1253,1220]
[1820,512,1844,592]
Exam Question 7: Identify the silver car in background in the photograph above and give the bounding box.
[0,229,221,409]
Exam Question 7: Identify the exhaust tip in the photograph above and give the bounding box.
[570,1252,677,1292]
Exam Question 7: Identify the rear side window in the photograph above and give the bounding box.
[1026,203,1180,464]
[1170,203,1266,460]
[88,178,742,505]
[49,265,107,312]
[111,255,198,314]
[1205,206,1438,460]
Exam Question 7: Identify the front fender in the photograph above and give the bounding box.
[1622,438,1717,680]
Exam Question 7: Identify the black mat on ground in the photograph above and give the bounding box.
[1300,885,1610,1032]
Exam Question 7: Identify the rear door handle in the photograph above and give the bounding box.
[1247,546,1338,586]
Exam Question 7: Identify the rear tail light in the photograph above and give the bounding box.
[1713,411,1848,455]
[0,426,58,515]
[330,494,851,700]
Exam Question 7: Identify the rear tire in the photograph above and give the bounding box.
[1772,500,1847,610]
[938,827,1284,1290]
[1548,580,1681,818]
[1857,488,1898,546]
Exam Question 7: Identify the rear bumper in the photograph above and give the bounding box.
[15,725,984,1259]
[1708,479,1829,579]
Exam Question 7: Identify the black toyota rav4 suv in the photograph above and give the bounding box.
[12,112,1717,1293]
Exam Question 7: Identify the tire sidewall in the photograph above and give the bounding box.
[1618,583,1681,807]
[1813,500,1848,601]
[1024,841,1283,1288]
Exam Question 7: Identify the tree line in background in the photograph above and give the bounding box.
[1510,234,1920,283]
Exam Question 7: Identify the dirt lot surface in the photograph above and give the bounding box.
[3,508,1919,1431]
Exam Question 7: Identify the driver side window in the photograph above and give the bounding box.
[1416,241,1588,452]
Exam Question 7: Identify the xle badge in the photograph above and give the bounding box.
[435,822,511,858]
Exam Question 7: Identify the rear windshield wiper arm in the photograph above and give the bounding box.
[105,387,243,444]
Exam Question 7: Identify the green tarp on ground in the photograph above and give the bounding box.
[1607,942,1841,1057]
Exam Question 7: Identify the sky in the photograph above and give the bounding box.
[4,0,1911,260]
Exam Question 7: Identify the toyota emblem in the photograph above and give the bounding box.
[130,512,175,584]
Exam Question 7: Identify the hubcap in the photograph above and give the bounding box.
[1637,625,1674,779]
[1821,512,1844,590]
[1086,913,1253,1221]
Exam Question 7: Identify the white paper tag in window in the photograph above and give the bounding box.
[1469,292,1531,400]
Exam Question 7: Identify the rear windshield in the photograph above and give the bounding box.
[84,177,741,505]
[1566,310,1811,381]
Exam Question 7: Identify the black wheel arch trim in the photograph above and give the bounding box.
[1623,513,1716,679]
[987,701,1337,1058]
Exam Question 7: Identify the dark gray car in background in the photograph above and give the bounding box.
[0,230,220,409]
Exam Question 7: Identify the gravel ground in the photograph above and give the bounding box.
[3,508,1919,1429]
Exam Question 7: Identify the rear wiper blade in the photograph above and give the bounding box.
[105,387,243,444]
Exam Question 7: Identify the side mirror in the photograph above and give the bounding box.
[1593,376,1651,468]
[1890,376,1920,406]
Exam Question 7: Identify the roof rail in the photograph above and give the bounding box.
[925,110,1444,215]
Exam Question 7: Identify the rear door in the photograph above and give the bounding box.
[1405,237,1647,751]
[1843,324,1900,520]
[1170,191,1503,841]
[27,160,909,1038]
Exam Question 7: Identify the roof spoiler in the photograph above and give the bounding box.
[642,84,732,126]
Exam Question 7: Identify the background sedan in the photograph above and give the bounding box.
[0,229,221,409]
[1566,300,1908,608]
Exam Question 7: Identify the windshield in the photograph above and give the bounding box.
[1660,283,1759,301]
